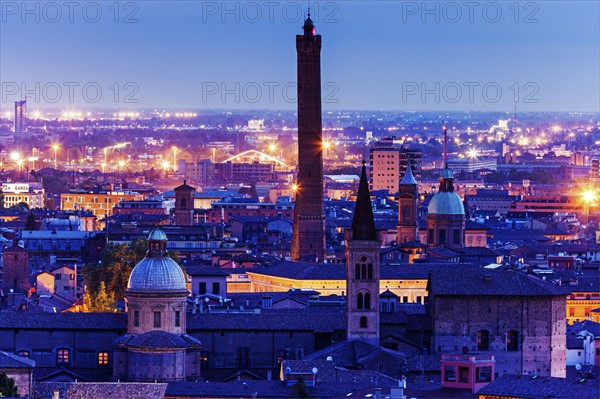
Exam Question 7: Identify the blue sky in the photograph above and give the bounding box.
[1,1,598,112]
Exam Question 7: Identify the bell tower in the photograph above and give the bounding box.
[290,12,326,262]
[397,162,418,243]
[346,162,380,345]
[174,180,195,226]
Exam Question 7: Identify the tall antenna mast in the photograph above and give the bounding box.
[443,126,448,168]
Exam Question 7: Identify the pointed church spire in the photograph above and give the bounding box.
[352,161,377,241]
[400,161,417,186]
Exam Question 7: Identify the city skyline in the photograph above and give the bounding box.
[1,1,599,112]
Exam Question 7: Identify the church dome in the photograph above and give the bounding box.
[428,191,465,215]
[127,229,187,293]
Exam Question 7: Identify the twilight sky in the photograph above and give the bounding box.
[1,1,599,112]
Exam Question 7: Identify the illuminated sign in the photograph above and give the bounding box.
[2,183,30,193]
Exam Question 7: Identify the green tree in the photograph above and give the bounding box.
[85,281,115,312]
[0,372,18,397]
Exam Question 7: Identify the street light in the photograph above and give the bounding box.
[16,159,24,180]
[52,144,60,169]
[172,146,178,173]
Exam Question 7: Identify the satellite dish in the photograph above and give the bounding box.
[312,367,318,374]
[576,363,582,371]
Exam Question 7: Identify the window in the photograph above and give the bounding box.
[134,310,140,327]
[453,229,460,245]
[416,295,422,304]
[357,293,364,310]
[506,330,519,351]
[355,263,360,279]
[402,296,409,303]
[97,351,109,366]
[477,366,492,382]
[367,264,373,280]
[153,311,161,328]
[444,365,456,381]
[236,347,250,367]
[477,330,490,351]
[360,316,368,328]
[439,229,446,244]
[212,282,220,295]
[199,282,207,295]
[381,302,387,312]
[57,349,70,365]
[569,308,575,317]
[55,273,62,280]
[17,350,29,359]
[428,229,434,243]
[364,292,371,310]
[175,311,181,327]
[585,307,591,317]
[458,366,469,383]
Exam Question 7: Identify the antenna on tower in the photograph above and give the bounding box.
[443,126,448,168]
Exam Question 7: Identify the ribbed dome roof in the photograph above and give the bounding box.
[127,256,187,293]
[440,167,454,179]
[148,228,167,241]
[428,192,465,215]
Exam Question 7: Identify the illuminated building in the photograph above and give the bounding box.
[369,143,422,194]
[1,183,44,209]
[60,191,144,221]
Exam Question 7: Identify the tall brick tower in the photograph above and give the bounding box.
[346,162,380,345]
[397,162,418,243]
[291,12,326,261]
[2,242,30,294]
[174,181,195,226]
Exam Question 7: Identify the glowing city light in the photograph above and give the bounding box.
[467,148,479,159]
[582,190,596,203]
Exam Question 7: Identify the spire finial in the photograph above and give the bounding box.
[443,126,448,168]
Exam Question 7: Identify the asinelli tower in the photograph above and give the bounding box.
[290,12,326,262]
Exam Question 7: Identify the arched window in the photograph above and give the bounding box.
[357,293,364,310]
[403,206,410,221]
[506,330,519,351]
[364,292,371,310]
[367,264,373,280]
[477,330,490,351]
[361,264,367,280]
[360,316,368,328]
[355,264,361,279]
